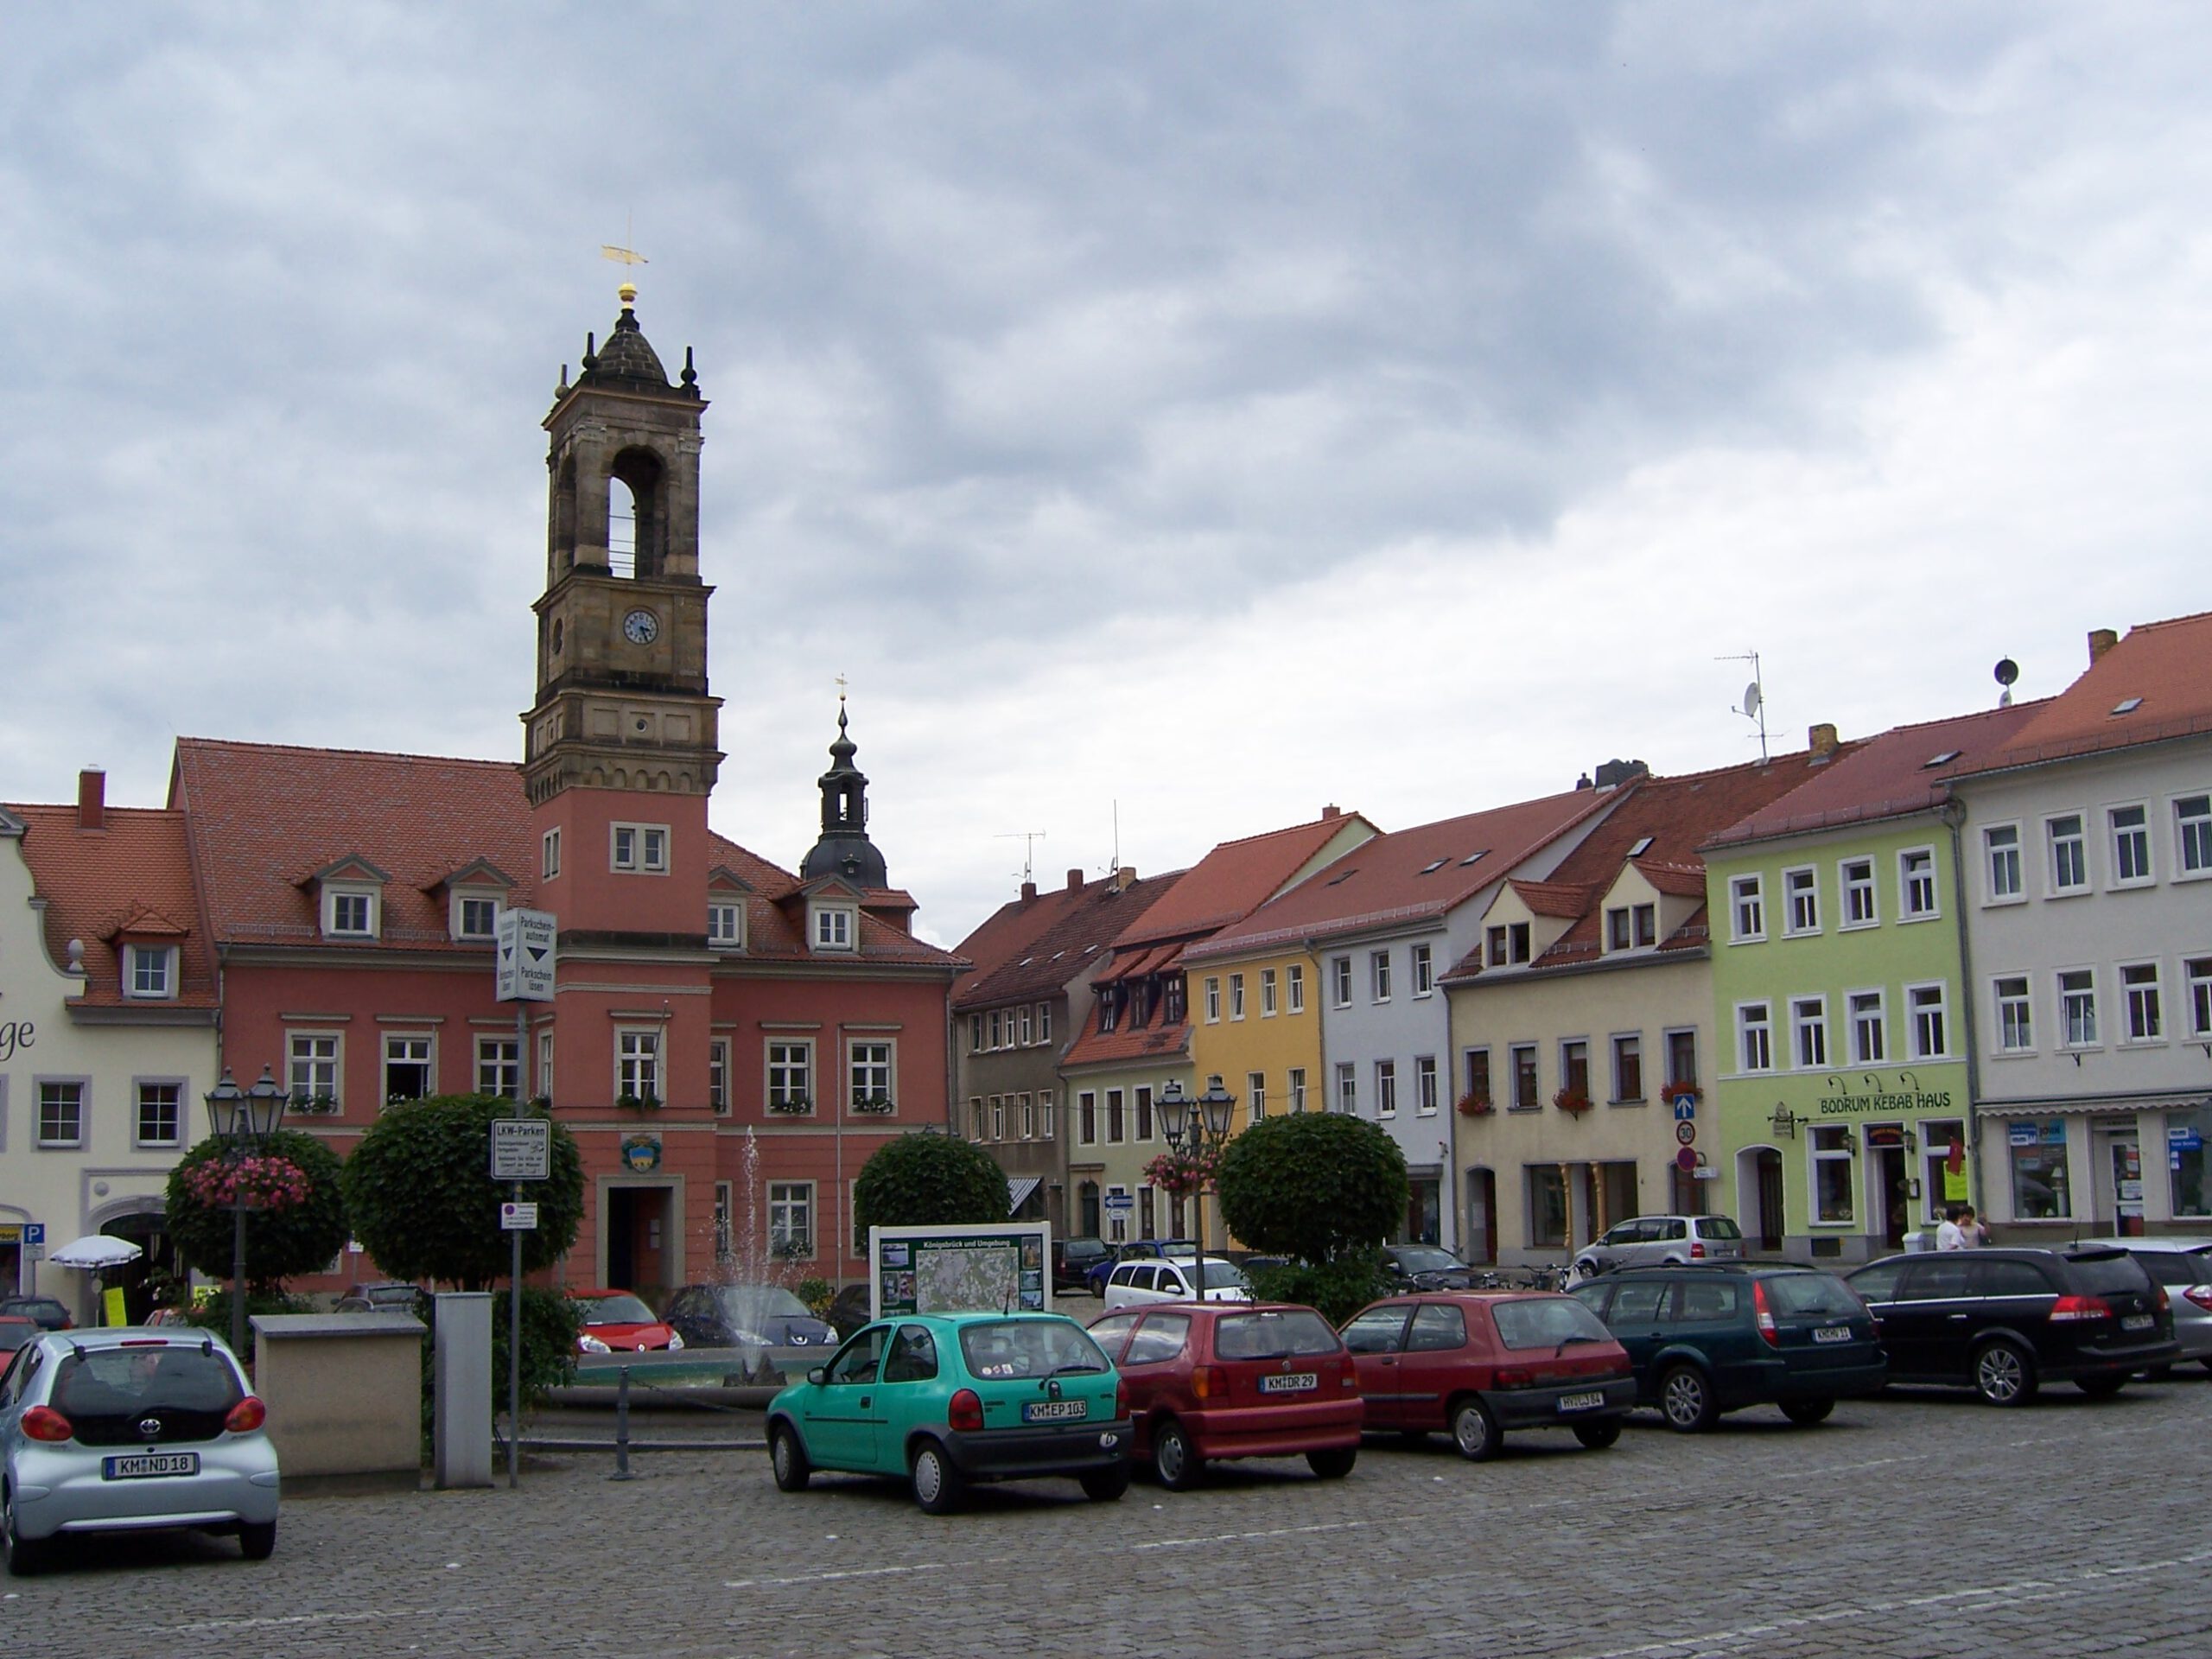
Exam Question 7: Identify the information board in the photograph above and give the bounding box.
[869,1223,1052,1319]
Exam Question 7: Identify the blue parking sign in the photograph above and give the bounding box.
[21,1224,42,1245]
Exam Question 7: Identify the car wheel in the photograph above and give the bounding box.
[1972,1339,2037,1408]
[1450,1396,1502,1462]
[770,1422,812,1492]
[1571,1420,1621,1450]
[238,1520,276,1561]
[2075,1373,2127,1400]
[1658,1365,1718,1432]
[910,1440,965,1516]
[1780,1397,1834,1427]
[3,1491,47,1578]
[1306,1446,1357,1479]
[1079,1463,1130,1502]
[1153,1420,1205,1491]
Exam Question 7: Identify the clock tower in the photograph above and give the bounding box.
[522,285,722,943]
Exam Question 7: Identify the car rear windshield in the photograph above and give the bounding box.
[1213,1309,1340,1360]
[54,1345,242,1418]
[1491,1297,1614,1351]
[1391,1247,1466,1274]
[582,1294,657,1324]
[2067,1251,2152,1296]
[959,1319,1109,1380]
[1694,1217,1744,1240]
[1760,1273,1862,1319]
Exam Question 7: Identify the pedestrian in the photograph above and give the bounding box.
[1958,1205,1988,1248]
[1936,1205,1966,1250]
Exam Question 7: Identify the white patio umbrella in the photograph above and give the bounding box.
[47,1235,143,1269]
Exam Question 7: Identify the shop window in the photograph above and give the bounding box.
[1808,1126,1854,1224]
[1528,1165,1567,1249]
[2009,1122,2071,1218]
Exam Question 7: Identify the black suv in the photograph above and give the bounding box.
[1845,1247,2177,1406]
[1053,1236,1114,1294]
[1570,1263,1886,1431]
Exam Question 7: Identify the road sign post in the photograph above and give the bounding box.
[488,1117,551,1490]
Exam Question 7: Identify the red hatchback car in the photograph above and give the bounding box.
[1087,1303,1363,1491]
[567,1288,684,1355]
[1340,1291,1637,1460]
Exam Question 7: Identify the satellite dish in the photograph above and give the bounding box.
[1994,658,2018,687]
[1740,682,1762,719]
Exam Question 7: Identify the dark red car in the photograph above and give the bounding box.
[1340,1291,1636,1460]
[1086,1302,1363,1491]
[567,1288,683,1355]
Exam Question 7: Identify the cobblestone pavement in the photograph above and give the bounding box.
[7,1372,2209,1658]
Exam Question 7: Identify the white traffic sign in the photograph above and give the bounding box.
[495,907,557,1002]
[1675,1120,1697,1147]
[489,1118,552,1182]
[500,1202,539,1231]
[1103,1193,1135,1211]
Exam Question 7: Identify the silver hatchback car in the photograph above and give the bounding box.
[1573,1215,1746,1280]
[1,1328,280,1574]
[2076,1238,2212,1370]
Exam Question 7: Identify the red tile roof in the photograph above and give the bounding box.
[1110,813,1376,949]
[1510,878,1596,919]
[1704,703,2045,849]
[952,871,1184,1010]
[1061,1002,1192,1071]
[1963,611,2212,774]
[1187,789,1613,962]
[4,804,218,1009]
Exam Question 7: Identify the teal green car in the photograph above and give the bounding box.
[766,1313,1132,1514]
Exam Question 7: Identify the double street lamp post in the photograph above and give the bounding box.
[202,1066,291,1363]
[1156,1074,1237,1298]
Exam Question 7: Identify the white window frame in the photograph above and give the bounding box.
[35,1078,86,1148]
[2120,962,2164,1045]
[1737,1002,1773,1074]
[1840,857,1879,927]
[1287,1067,1308,1113]
[709,1037,731,1116]
[1993,975,2034,1055]
[1791,995,1828,1069]
[611,822,671,874]
[991,1096,1005,1141]
[1038,1004,1052,1044]
[766,1040,814,1112]
[325,885,378,939]
[1847,990,1887,1066]
[1229,973,1246,1020]
[812,905,857,951]
[1204,977,1221,1023]
[768,1181,816,1261]
[2184,957,2212,1040]
[1370,950,1392,1004]
[1729,874,1765,943]
[1898,847,1939,921]
[1981,823,2023,905]
[2108,803,2154,888]
[1287,964,1306,1014]
[1260,968,1278,1017]
[541,827,562,880]
[1905,982,1949,1061]
[1411,943,1433,997]
[475,1035,521,1100]
[707,900,744,950]
[1020,1092,1035,1139]
[2057,967,2101,1049]
[124,944,178,1000]
[382,1033,435,1103]
[1415,1054,1439,1115]
[1335,1061,1357,1115]
[2176,793,2212,880]
[1247,1072,1267,1125]
[615,1027,662,1103]
[1039,1088,1055,1140]
[1019,1006,1034,1045]
[133,1077,184,1148]
[537,1029,554,1102]
[454,893,501,942]
[2046,812,2090,896]
[1783,866,1821,937]
[848,1039,895,1110]
[1331,957,1352,1008]
[1375,1059,1397,1117]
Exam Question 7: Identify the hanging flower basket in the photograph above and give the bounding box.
[179,1154,313,1212]
[1553,1088,1592,1117]
[1455,1092,1494,1118]
[1144,1148,1221,1198]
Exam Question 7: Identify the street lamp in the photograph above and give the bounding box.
[203,1065,290,1363]
[1158,1074,1238,1299]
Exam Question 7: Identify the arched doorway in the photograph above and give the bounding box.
[1464,1167,1497,1264]
[1736,1146,1786,1253]
[87,1199,175,1325]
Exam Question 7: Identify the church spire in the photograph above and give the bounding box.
[800,689,888,887]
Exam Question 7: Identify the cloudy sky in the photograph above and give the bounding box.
[5,3,2208,946]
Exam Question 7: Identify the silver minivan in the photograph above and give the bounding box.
[1573,1215,1746,1279]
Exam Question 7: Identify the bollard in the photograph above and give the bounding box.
[611,1363,633,1481]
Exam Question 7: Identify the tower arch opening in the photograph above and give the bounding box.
[609,447,666,579]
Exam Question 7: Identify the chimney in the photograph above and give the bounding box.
[1114,865,1138,893]
[1593,759,1649,788]
[1320,804,1341,820]
[1020,880,1038,903]
[77,768,106,831]
[1066,868,1084,892]
[2088,627,2118,664]
[1808,723,1840,758]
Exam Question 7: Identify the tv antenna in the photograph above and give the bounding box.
[1994,658,2019,709]
[1718,650,1770,763]
[995,830,1048,885]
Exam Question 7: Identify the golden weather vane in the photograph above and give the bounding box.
[600,213,648,300]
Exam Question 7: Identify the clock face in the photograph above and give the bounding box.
[622,609,659,645]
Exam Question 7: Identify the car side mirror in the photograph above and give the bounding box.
[807,1367,826,1386]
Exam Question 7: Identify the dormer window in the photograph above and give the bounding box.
[124,944,177,1000]
[812,905,856,951]
[709,900,745,950]
[326,887,378,939]
[454,895,500,941]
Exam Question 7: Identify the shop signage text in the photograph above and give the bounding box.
[1815,1071,1953,1117]
[0,1019,33,1062]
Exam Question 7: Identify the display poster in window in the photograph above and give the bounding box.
[868,1223,1052,1320]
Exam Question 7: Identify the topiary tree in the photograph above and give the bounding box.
[853,1128,1010,1234]
[340,1095,584,1290]
[1217,1111,1408,1266]
[165,1128,350,1292]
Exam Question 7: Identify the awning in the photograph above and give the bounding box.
[1007,1176,1042,1214]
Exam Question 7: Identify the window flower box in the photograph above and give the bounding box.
[1657,1083,1702,1108]
[1454,1092,1494,1118]
[1553,1088,1592,1117]
[849,1096,897,1116]
[766,1096,813,1116]
[616,1093,662,1113]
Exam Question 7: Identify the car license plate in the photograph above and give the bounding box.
[103,1452,198,1480]
[1556,1391,1605,1413]
[1260,1372,1318,1394]
[1813,1325,1853,1344]
[1023,1399,1089,1423]
[2121,1313,2154,1332]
